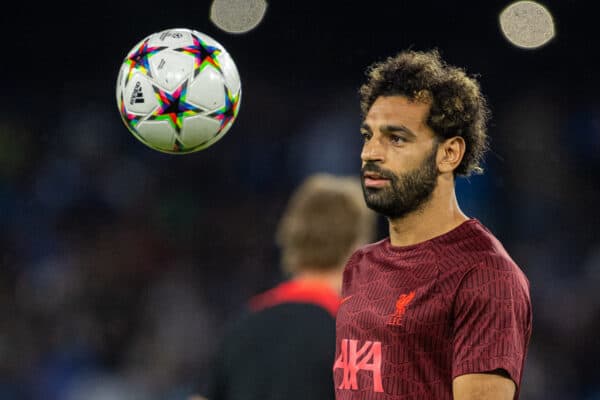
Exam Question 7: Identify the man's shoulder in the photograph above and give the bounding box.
[448,220,521,270]
[428,220,529,296]
[447,221,530,292]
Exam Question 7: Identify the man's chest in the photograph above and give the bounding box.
[336,263,454,349]
[334,264,457,396]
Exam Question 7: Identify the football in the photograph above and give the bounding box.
[116,28,241,154]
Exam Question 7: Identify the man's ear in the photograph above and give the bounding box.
[437,136,466,174]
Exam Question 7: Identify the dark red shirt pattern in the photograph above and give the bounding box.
[334,219,532,399]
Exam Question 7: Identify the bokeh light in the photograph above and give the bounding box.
[209,0,268,34]
[499,0,555,49]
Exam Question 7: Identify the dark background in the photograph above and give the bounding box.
[1,1,599,399]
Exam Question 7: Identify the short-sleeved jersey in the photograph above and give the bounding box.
[334,219,532,400]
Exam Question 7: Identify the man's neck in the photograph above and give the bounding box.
[387,187,469,247]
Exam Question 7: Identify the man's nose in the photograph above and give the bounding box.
[361,137,384,163]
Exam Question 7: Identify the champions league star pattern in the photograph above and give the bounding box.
[144,80,240,151]
[116,29,242,154]
[148,81,203,149]
[123,39,167,84]
[174,34,222,78]
[210,86,241,135]
[118,67,240,152]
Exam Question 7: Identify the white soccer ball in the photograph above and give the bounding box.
[116,28,241,154]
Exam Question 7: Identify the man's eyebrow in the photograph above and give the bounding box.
[360,123,371,132]
[381,124,417,138]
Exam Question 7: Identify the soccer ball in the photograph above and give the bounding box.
[116,28,241,154]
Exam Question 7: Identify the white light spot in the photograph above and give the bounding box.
[499,0,555,49]
[210,0,268,34]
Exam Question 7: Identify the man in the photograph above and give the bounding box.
[206,173,376,400]
[333,50,532,400]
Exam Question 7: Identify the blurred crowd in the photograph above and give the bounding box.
[1,75,599,400]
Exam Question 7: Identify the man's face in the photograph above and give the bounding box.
[360,96,440,219]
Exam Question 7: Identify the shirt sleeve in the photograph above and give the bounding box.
[452,261,532,389]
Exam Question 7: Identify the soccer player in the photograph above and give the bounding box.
[206,173,376,400]
[333,50,532,400]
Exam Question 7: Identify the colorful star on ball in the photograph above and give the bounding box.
[124,39,167,84]
[148,81,205,134]
[209,86,241,134]
[174,34,222,78]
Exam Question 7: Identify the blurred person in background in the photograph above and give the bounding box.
[201,173,377,400]
[333,49,532,400]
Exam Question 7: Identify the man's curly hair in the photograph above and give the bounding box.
[359,49,490,176]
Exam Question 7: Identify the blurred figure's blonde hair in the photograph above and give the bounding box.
[276,173,377,275]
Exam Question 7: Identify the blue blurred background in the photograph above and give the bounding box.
[1,0,599,399]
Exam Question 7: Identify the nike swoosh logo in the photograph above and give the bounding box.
[340,295,353,304]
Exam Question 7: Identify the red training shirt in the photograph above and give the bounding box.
[334,219,532,399]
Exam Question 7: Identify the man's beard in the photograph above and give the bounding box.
[361,147,439,219]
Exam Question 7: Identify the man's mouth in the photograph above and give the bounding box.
[363,172,390,188]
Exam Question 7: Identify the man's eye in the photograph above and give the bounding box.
[390,135,406,144]
[361,132,371,141]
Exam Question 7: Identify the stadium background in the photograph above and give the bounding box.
[1,0,599,399]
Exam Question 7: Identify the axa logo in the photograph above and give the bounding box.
[387,290,415,326]
[333,339,383,393]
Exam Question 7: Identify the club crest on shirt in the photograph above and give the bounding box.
[387,290,416,326]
